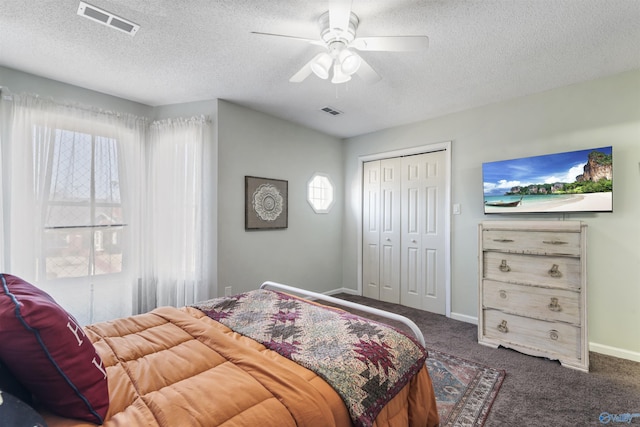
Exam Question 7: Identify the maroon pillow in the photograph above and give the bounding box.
[0,274,108,423]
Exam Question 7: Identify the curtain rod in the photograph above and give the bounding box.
[0,86,149,123]
[1,86,210,124]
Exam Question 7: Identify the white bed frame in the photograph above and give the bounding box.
[260,281,426,347]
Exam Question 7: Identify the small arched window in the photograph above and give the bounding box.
[307,173,334,213]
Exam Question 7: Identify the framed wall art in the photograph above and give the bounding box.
[245,176,288,230]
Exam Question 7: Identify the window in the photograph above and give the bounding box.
[40,128,125,280]
[307,173,334,213]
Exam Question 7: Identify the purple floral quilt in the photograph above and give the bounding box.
[193,289,427,427]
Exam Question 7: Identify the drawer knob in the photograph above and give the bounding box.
[548,264,562,278]
[499,260,511,272]
[542,240,568,245]
[549,330,559,341]
[493,238,514,243]
[548,297,562,312]
[497,320,509,333]
[499,290,507,299]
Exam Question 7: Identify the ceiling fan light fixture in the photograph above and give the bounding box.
[331,64,351,84]
[311,53,333,79]
[338,49,361,75]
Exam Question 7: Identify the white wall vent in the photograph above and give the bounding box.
[77,1,140,36]
[320,106,343,116]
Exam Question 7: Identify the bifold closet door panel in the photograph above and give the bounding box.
[362,158,401,303]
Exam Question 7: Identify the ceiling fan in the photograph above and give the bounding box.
[251,0,429,84]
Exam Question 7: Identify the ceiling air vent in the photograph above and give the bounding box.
[77,1,140,36]
[320,106,343,116]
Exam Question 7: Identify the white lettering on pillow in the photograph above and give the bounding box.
[66,316,85,346]
[92,357,107,379]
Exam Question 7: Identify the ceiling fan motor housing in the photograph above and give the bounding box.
[319,11,359,45]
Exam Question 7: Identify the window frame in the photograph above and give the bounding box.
[306,173,335,214]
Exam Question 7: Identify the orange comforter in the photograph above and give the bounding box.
[40,306,439,427]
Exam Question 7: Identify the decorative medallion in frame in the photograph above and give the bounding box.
[245,176,288,230]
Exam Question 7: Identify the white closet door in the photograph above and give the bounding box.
[400,151,447,314]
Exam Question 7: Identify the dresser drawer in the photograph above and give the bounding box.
[483,251,581,290]
[483,229,581,256]
[482,310,581,360]
[482,280,580,325]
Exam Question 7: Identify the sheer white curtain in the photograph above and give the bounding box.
[4,93,146,324]
[137,116,212,313]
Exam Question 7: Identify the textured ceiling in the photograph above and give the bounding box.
[1,0,639,138]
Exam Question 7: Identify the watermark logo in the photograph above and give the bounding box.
[599,412,640,424]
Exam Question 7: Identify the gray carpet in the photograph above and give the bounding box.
[332,293,640,427]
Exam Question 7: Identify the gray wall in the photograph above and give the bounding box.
[342,70,640,361]
[216,100,344,295]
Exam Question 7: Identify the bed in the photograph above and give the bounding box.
[0,275,439,427]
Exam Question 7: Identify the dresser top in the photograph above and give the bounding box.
[480,220,586,232]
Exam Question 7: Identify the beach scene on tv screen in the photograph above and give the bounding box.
[483,146,612,213]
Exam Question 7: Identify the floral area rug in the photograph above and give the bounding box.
[426,349,505,427]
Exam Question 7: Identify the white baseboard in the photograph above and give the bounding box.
[451,312,478,325]
[325,287,359,296]
[590,342,640,363]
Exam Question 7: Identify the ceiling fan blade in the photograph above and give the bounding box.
[251,31,324,47]
[351,36,429,52]
[354,56,381,84]
[329,0,352,32]
[289,54,322,83]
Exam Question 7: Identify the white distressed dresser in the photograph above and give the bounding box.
[478,220,588,371]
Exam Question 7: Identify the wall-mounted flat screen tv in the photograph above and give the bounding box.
[483,146,612,214]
